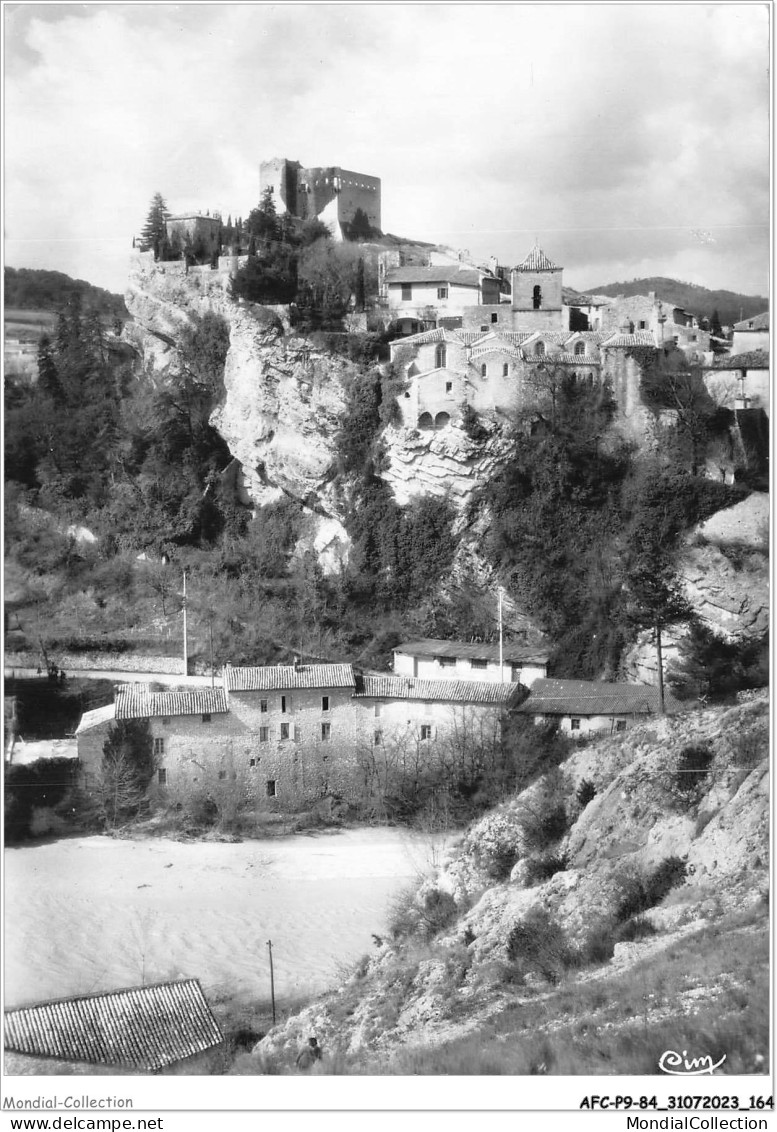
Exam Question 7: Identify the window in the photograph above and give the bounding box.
[162,716,171,726]
[259,726,269,743]
[491,312,498,324]
[638,320,646,330]
[249,758,257,767]
[690,334,697,342]
[266,780,277,797]
[260,699,268,713]
[402,284,412,301]
[471,658,488,670]
[480,363,488,378]
[437,656,456,667]
[280,722,290,740]
[570,718,581,731]
[218,770,226,780]
[445,381,452,392]
[374,730,382,746]
[322,695,330,712]
[281,695,290,713]
[435,343,447,369]
[511,664,523,680]
[321,722,331,741]
[374,703,382,718]
[154,738,165,757]
[158,768,167,785]
[437,286,448,300]
[615,719,627,732]
[480,325,488,332]
[202,713,211,723]
[533,285,542,310]
[502,363,509,377]
[574,341,585,356]
[420,725,433,741]
[535,340,545,356]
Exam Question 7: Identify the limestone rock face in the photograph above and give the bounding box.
[381,424,511,510]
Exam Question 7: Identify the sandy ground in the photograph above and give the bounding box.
[3,828,452,1011]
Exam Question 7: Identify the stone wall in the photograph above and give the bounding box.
[510,268,563,313]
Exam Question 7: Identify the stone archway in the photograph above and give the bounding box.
[418,412,434,430]
[434,411,451,430]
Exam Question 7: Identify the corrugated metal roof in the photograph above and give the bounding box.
[4,979,223,1072]
[115,687,228,720]
[513,245,561,272]
[74,702,116,735]
[516,678,681,717]
[226,664,356,691]
[386,266,483,287]
[355,674,523,705]
[394,638,549,664]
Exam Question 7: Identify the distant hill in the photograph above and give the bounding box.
[578,276,767,328]
[4,267,128,321]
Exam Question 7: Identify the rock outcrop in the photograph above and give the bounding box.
[251,693,768,1064]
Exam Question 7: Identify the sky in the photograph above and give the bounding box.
[3,2,772,298]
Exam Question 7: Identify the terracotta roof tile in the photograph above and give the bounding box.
[514,245,561,272]
[516,678,681,717]
[4,979,223,1072]
[355,674,523,705]
[115,687,228,720]
[226,664,356,691]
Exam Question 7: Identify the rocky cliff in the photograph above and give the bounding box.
[250,692,768,1070]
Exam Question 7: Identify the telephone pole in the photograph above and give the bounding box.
[182,570,188,676]
[498,587,504,683]
[267,940,276,1025]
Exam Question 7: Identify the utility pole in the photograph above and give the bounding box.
[182,570,188,677]
[267,939,276,1025]
[498,587,504,683]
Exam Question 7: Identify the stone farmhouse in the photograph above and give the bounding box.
[384,264,503,336]
[731,311,769,357]
[75,661,522,810]
[516,678,681,738]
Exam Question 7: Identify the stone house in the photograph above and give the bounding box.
[385,265,502,336]
[389,325,653,431]
[164,213,222,258]
[516,677,681,737]
[393,638,549,687]
[75,664,522,811]
[731,311,769,357]
[600,293,710,358]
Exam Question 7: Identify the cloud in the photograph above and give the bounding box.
[4,3,770,295]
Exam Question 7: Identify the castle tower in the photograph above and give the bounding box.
[510,243,564,331]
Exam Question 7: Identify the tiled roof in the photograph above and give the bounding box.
[386,266,483,287]
[733,311,769,331]
[601,331,656,348]
[470,342,524,359]
[521,331,576,345]
[712,350,769,370]
[355,674,523,705]
[115,687,228,720]
[552,352,602,365]
[394,638,549,664]
[74,702,116,734]
[514,244,560,272]
[393,327,453,345]
[516,678,681,717]
[225,663,356,692]
[4,979,223,1072]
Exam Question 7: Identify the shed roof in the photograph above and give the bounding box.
[4,979,223,1072]
[394,638,549,664]
[516,678,681,717]
[355,674,523,705]
[225,663,356,691]
[74,701,116,735]
[115,687,228,720]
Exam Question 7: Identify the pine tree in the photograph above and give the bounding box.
[139,192,171,257]
[36,334,64,402]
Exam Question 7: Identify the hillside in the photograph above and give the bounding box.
[577,276,766,327]
[247,692,769,1075]
[4,266,128,320]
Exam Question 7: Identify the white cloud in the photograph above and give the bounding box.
[4,3,770,295]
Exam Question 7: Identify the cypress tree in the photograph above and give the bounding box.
[139,192,171,257]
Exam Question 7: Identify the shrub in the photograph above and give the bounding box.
[525,802,569,852]
[523,852,569,886]
[506,907,573,984]
[617,857,687,922]
[485,842,521,881]
[580,923,617,966]
[674,743,714,801]
[616,915,658,943]
[4,757,77,843]
[421,888,459,939]
[576,779,596,808]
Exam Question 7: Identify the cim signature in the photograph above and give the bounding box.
[659,1049,727,1076]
